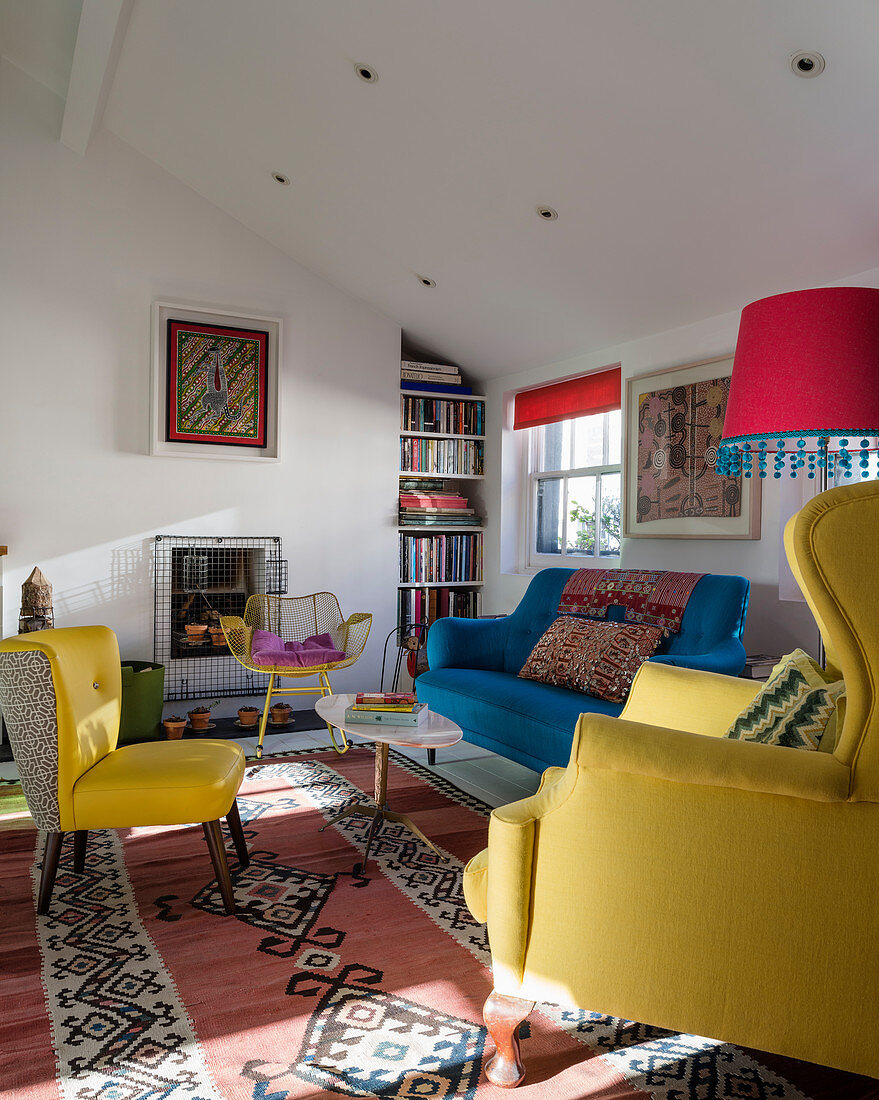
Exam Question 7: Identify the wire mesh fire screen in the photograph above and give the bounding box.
[154,535,288,700]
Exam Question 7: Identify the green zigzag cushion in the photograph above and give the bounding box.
[725,649,845,751]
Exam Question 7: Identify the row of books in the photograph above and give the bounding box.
[400,513,481,527]
[400,437,484,476]
[400,395,485,436]
[397,586,480,635]
[401,359,472,396]
[400,532,483,584]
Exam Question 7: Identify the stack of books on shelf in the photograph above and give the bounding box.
[397,588,479,635]
[344,692,428,726]
[401,359,472,395]
[400,531,483,584]
[399,480,483,527]
[400,437,484,475]
[401,394,484,435]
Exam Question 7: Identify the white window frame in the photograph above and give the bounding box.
[524,411,622,571]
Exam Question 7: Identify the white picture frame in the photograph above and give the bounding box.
[624,355,761,540]
[150,299,281,461]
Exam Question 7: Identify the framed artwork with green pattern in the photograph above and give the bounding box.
[166,320,268,448]
[151,301,281,460]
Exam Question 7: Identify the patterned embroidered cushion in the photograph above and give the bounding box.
[518,617,664,703]
[725,649,845,751]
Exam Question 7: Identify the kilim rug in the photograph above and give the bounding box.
[1,746,877,1100]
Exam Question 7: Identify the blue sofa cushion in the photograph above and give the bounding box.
[415,666,623,772]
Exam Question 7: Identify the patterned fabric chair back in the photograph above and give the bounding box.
[0,626,122,831]
[0,647,61,831]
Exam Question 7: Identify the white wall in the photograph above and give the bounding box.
[0,60,401,704]
[483,264,879,656]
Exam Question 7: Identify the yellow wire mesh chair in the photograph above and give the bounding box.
[221,592,372,758]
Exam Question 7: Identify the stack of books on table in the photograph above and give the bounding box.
[399,482,482,527]
[345,692,428,726]
[401,359,472,395]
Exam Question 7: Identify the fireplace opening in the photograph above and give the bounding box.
[154,535,287,700]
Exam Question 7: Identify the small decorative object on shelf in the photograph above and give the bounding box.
[163,715,186,739]
[187,699,219,730]
[237,705,259,728]
[19,566,54,633]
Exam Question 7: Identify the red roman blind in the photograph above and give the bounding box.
[513,366,621,430]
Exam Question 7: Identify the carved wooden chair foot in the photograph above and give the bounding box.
[483,990,535,1088]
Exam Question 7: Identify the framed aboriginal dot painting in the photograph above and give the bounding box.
[623,355,761,539]
[151,301,281,460]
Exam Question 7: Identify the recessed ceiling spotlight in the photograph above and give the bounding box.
[354,62,378,84]
[790,51,825,78]
[536,206,558,221]
[417,275,436,288]
[271,171,291,185]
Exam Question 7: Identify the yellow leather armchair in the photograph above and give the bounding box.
[0,626,248,915]
[465,481,879,1086]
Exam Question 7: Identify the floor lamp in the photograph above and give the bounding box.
[717,287,879,487]
[717,286,879,665]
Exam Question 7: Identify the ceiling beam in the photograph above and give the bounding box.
[61,0,133,155]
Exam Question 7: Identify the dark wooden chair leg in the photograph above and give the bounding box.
[202,820,237,915]
[225,800,250,868]
[37,832,65,915]
[73,830,88,874]
[426,749,437,766]
[483,990,535,1088]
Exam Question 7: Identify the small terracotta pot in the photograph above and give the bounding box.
[188,709,212,730]
[270,704,292,725]
[238,707,259,728]
[185,624,208,637]
[163,719,186,740]
[210,630,226,647]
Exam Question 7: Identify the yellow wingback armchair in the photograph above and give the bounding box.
[0,626,248,916]
[465,481,879,1086]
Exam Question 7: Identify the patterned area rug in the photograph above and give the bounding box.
[1,746,877,1100]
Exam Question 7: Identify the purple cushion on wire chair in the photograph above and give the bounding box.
[250,629,346,668]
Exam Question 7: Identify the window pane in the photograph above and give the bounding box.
[534,420,569,473]
[599,472,622,556]
[535,477,563,554]
[571,413,606,469]
[566,476,596,554]
[607,409,622,465]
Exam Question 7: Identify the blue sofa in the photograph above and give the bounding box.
[417,568,749,773]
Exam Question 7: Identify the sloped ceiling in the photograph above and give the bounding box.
[9,1,879,377]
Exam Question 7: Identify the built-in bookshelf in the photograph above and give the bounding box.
[397,385,486,643]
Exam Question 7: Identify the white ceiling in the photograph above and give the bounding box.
[8,1,879,378]
[0,0,81,98]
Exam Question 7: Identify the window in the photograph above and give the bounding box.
[527,409,622,566]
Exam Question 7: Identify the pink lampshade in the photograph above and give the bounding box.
[718,287,879,479]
